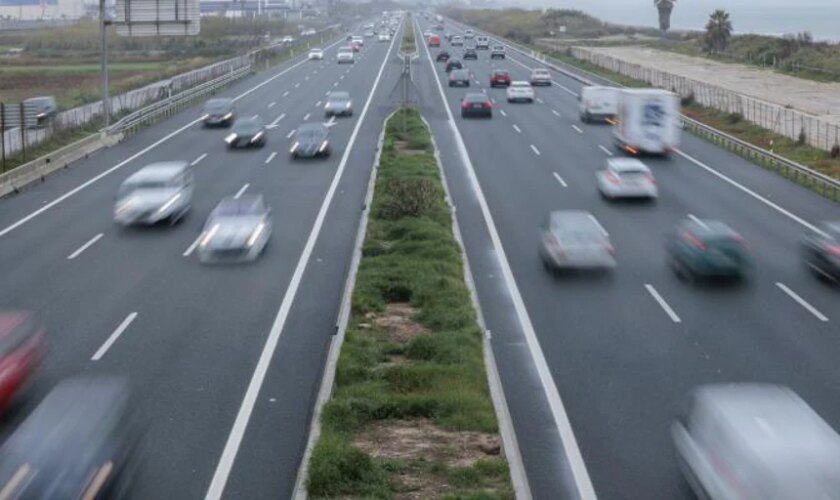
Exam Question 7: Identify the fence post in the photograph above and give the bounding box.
[19,104,25,163]
[1,103,5,173]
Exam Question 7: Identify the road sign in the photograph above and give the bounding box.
[114,0,200,36]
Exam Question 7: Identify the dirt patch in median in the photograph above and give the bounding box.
[371,303,429,344]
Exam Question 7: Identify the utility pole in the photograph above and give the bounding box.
[100,0,111,127]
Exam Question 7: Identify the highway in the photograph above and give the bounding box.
[0,24,406,499]
[415,16,840,500]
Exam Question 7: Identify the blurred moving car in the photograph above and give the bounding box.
[114,161,193,226]
[201,98,235,127]
[464,29,475,40]
[436,50,451,62]
[476,35,490,49]
[445,58,463,73]
[490,44,506,59]
[290,123,331,159]
[489,69,511,87]
[451,35,464,46]
[460,93,492,119]
[378,32,390,42]
[506,81,535,103]
[540,211,615,273]
[672,384,840,500]
[351,41,361,52]
[337,47,355,63]
[613,89,681,156]
[308,48,324,60]
[448,69,471,87]
[801,222,840,282]
[281,35,294,43]
[579,85,619,123]
[0,312,45,412]
[198,195,272,263]
[666,218,751,282]
[351,35,364,46]
[0,376,140,499]
[428,34,441,47]
[23,96,58,128]
[463,48,478,60]
[530,68,552,86]
[596,158,658,200]
[225,117,266,149]
[324,91,353,117]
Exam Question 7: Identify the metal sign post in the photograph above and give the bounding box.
[101,0,111,128]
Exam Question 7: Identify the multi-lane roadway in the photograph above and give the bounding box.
[415,15,840,500]
[0,24,405,499]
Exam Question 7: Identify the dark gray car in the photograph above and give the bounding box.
[290,123,331,159]
[448,69,470,87]
[801,222,840,282]
[23,96,58,128]
[0,376,140,499]
[202,98,235,127]
[460,93,492,118]
[225,117,266,149]
[198,195,272,263]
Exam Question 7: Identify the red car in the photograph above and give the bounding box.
[0,312,45,411]
[490,69,512,87]
[351,42,361,52]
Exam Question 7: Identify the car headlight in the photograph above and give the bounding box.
[225,133,238,144]
[223,112,233,120]
[290,142,299,153]
[200,224,220,248]
[325,102,332,109]
[345,101,352,108]
[247,222,266,248]
[318,140,329,152]
[156,193,182,214]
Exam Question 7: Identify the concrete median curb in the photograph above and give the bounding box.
[0,131,122,200]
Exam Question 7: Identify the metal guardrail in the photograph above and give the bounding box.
[444,17,840,202]
[105,65,252,136]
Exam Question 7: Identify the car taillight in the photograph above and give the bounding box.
[827,244,840,258]
[483,102,492,109]
[461,102,469,109]
[605,243,615,255]
[606,172,620,184]
[683,231,706,251]
[646,173,656,184]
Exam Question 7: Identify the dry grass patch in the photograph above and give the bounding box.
[371,303,430,344]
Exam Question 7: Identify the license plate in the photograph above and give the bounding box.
[472,103,482,108]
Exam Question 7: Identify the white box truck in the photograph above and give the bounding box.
[613,89,680,156]
[579,86,619,123]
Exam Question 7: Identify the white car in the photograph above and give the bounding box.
[308,48,324,60]
[351,35,364,46]
[596,158,658,200]
[378,33,390,42]
[450,35,463,46]
[337,48,354,64]
[530,68,552,86]
[506,81,534,103]
[281,36,294,44]
[364,30,374,38]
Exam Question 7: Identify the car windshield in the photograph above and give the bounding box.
[205,100,231,113]
[329,92,350,101]
[215,197,264,217]
[465,94,486,103]
[297,125,326,138]
[233,120,261,134]
[119,179,168,196]
[511,82,530,88]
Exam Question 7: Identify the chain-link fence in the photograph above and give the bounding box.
[570,46,840,152]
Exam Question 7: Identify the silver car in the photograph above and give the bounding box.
[324,91,353,117]
[673,384,840,500]
[596,158,658,200]
[114,162,193,226]
[198,195,272,263]
[530,68,552,86]
[540,211,615,272]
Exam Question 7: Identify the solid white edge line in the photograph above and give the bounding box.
[233,183,250,199]
[418,18,597,500]
[0,35,347,240]
[644,284,682,323]
[530,144,541,156]
[67,232,103,260]
[776,282,829,322]
[91,312,138,361]
[598,145,613,156]
[675,150,827,237]
[552,172,567,187]
[182,234,202,257]
[204,24,402,500]
[190,153,208,166]
[264,152,277,164]
[687,214,709,229]
[512,124,521,133]
[572,124,584,134]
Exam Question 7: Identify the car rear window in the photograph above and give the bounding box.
[465,94,487,103]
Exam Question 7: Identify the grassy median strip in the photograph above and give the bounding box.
[307,108,513,499]
[401,18,416,55]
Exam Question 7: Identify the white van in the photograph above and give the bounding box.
[114,161,194,226]
[579,86,619,123]
[475,35,489,49]
[613,88,680,156]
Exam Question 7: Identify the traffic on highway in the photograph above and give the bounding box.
[0,6,839,500]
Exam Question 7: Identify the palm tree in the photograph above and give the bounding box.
[654,0,676,35]
[704,9,733,54]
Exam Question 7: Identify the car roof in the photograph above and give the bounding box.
[532,68,550,73]
[492,69,509,74]
[214,194,266,216]
[205,97,232,107]
[548,210,599,230]
[126,161,189,183]
[693,384,840,462]
[510,81,530,86]
[607,158,649,172]
[328,91,350,99]
[234,116,263,127]
[683,219,739,238]
[310,47,323,51]
[464,93,489,102]
[297,123,328,135]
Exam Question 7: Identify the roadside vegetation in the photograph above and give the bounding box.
[0,17,308,108]
[306,108,513,499]
[401,16,416,54]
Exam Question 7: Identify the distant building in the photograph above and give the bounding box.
[0,0,88,20]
